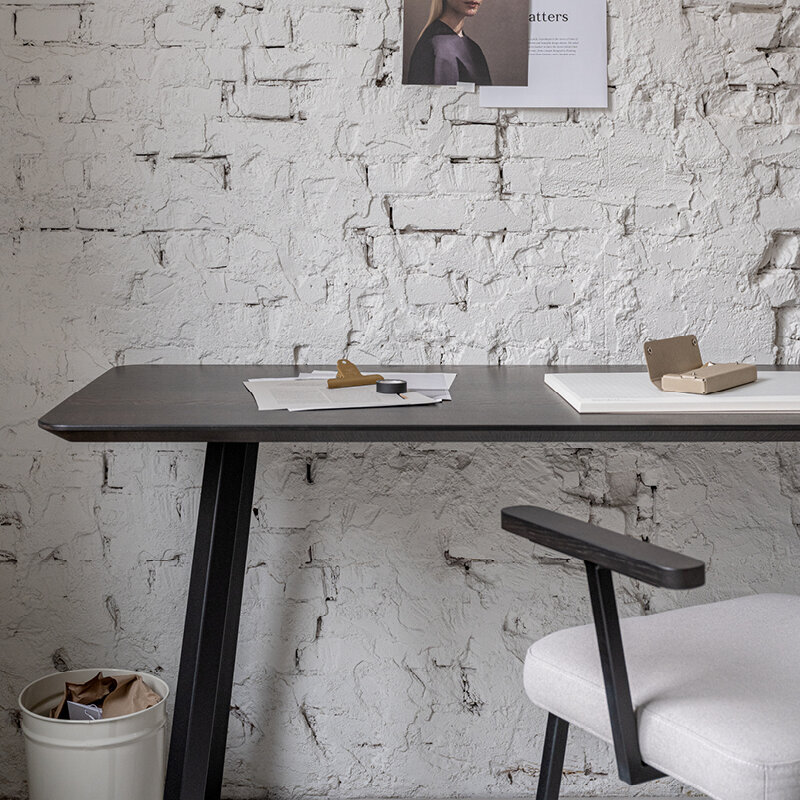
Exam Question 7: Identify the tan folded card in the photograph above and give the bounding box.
[644,335,757,394]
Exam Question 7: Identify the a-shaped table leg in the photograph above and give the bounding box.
[164,441,259,800]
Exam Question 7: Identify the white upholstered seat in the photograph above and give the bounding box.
[524,594,800,800]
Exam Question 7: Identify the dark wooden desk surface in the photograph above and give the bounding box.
[38,364,800,443]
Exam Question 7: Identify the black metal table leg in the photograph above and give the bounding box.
[164,442,259,800]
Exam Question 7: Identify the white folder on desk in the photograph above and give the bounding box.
[545,371,800,413]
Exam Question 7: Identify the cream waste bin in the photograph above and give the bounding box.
[18,668,169,800]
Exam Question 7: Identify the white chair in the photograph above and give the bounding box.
[501,506,800,800]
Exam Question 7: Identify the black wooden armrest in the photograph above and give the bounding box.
[501,506,704,590]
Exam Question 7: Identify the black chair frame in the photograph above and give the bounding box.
[501,506,705,800]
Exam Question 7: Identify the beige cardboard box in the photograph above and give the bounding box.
[644,335,757,395]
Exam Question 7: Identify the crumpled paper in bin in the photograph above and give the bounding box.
[50,671,162,720]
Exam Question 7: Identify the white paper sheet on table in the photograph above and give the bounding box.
[300,371,457,401]
[244,378,442,412]
[545,371,800,413]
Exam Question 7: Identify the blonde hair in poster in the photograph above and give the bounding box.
[419,0,444,39]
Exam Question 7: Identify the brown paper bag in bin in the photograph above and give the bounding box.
[50,672,116,719]
[102,674,162,718]
[50,671,162,720]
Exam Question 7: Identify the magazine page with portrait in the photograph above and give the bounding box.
[402,0,530,87]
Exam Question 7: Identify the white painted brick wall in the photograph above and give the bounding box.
[2,0,800,797]
[154,13,212,46]
[15,6,80,42]
[445,124,498,159]
[229,84,292,120]
[295,9,358,47]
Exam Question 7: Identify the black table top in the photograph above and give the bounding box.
[38,364,800,443]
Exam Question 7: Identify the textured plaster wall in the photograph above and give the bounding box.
[2,0,800,797]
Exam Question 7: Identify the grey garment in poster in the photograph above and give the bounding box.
[402,0,530,87]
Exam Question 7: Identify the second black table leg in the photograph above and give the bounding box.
[164,441,259,800]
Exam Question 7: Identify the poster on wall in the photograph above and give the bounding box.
[402,0,531,87]
[479,0,608,108]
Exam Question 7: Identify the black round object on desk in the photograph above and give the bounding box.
[376,379,407,394]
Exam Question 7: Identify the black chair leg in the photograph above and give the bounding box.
[536,713,569,800]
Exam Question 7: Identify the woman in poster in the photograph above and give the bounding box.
[407,0,492,86]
